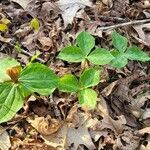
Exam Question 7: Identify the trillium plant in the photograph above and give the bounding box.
[0,31,149,123]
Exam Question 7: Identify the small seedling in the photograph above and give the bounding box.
[110,31,150,68]
[30,18,40,31]
[58,67,101,109]
[0,58,58,123]
[58,31,114,65]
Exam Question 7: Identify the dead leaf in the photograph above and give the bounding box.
[137,127,150,134]
[27,115,62,135]
[37,37,53,51]
[93,115,126,134]
[0,128,11,150]
[10,0,32,9]
[114,131,140,150]
[41,124,68,149]
[56,0,92,27]
[132,23,150,46]
[67,125,96,150]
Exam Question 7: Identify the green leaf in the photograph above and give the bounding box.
[80,68,100,88]
[0,83,24,123]
[19,63,58,95]
[110,53,128,68]
[30,18,40,31]
[87,48,114,65]
[0,57,20,82]
[76,31,95,56]
[14,41,22,53]
[78,88,97,109]
[58,46,85,62]
[112,31,128,53]
[0,23,8,32]
[125,46,150,62]
[58,74,80,92]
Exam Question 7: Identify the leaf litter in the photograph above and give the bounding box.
[0,0,150,149]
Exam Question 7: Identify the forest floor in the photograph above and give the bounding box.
[0,0,150,149]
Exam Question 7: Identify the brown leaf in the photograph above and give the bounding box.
[56,0,92,27]
[27,115,62,135]
[67,125,96,150]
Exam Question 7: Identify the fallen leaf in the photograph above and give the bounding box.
[41,124,68,149]
[27,115,62,135]
[10,0,32,9]
[0,128,11,150]
[56,0,92,27]
[67,125,96,150]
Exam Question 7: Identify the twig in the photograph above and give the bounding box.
[98,18,150,30]
[21,49,45,63]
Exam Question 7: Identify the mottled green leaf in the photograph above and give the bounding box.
[58,74,80,92]
[0,83,24,123]
[19,63,58,95]
[125,46,150,62]
[31,18,40,31]
[58,46,86,62]
[87,48,114,65]
[76,31,95,56]
[0,24,8,32]
[80,68,100,88]
[78,88,97,109]
[112,31,128,53]
[110,53,128,68]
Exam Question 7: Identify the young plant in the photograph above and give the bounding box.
[0,57,58,123]
[58,31,114,65]
[58,68,101,109]
[110,31,150,68]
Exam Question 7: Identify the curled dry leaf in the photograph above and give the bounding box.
[37,37,53,51]
[114,131,140,150]
[27,115,62,136]
[41,124,68,149]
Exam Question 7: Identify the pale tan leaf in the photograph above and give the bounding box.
[27,115,62,135]
[10,0,32,9]
[56,0,92,27]
[67,125,96,150]
[0,129,11,150]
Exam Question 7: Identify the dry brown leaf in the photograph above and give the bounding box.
[37,37,53,51]
[93,115,126,134]
[114,131,140,150]
[27,115,62,135]
[132,23,150,46]
[56,0,92,27]
[67,125,96,150]
[10,0,32,9]
[137,127,150,134]
[40,124,68,149]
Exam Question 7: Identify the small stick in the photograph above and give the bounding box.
[21,49,45,63]
[98,18,150,30]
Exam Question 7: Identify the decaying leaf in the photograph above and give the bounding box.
[27,115,62,135]
[0,128,11,150]
[56,0,92,27]
[10,0,32,9]
[67,125,96,150]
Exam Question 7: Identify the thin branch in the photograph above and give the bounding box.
[98,18,150,30]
